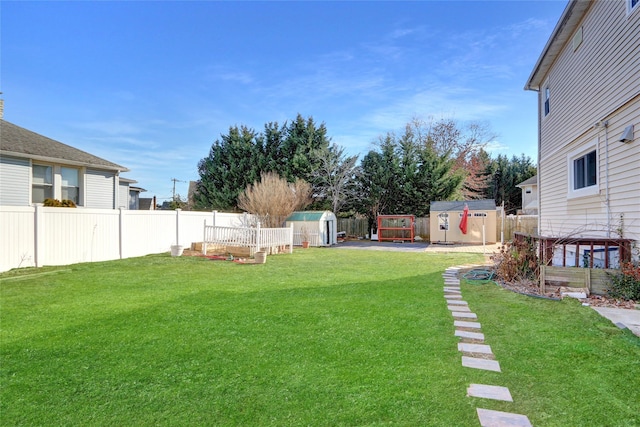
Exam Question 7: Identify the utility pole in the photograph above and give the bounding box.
[171,178,185,200]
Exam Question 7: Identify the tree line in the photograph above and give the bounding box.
[193,114,536,224]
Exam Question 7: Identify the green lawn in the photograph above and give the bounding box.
[1,249,638,426]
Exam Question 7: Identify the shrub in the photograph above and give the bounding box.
[43,198,62,207]
[237,172,311,228]
[492,236,539,283]
[43,198,77,207]
[607,261,640,301]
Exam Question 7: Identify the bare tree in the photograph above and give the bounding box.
[237,172,312,227]
[310,144,360,214]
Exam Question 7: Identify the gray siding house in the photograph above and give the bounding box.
[0,119,134,209]
[516,175,538,215]
[525,0,639,245]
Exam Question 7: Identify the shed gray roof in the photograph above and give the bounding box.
[430,199,496,212]
[516,175,538,187]
[0,119,128,172]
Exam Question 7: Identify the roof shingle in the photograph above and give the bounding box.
[0,119,128,172]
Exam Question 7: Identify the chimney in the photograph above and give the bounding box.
[0,97,4,119]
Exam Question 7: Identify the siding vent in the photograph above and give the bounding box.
[572,26,583,51]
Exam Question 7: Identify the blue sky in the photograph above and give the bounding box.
[2,1,567,202]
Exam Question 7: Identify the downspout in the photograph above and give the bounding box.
[595,119,611,237]
[536,90,542,238]
[603,121,611,237]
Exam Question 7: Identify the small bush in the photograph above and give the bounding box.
[43,198,62,207]
[607,261,640,301]
[492,236,539,283]
[43,198,77,207]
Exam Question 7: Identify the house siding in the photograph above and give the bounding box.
[118,182,129,209]
[538,0,640,242]
[0,156,30,206]
[85,169,116,209]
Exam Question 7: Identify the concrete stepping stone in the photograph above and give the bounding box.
[467,384,513,402]
[454,320,481,328]
[458,343,492,354]
[444,289,462,294]
[444,294,463,299]
[476,408,532,427]
[448,300,468,305]
[455,330,485,340]
[448,305,471,312]
[462,356,501,372]
[452,311,477,319]
[443,286,461,291]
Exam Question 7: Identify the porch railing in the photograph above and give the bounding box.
[514,232,633,269]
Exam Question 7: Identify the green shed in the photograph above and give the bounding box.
[285,211,337,247]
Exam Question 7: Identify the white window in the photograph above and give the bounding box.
[544,86,550,116]
[568,140,599,198]
[628,0,639,14]
[32,164,53,203]
[573,151,596,190]
[61,167,80,204]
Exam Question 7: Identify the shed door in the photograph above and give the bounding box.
[326,221,331,245]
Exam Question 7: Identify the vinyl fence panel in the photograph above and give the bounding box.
[0,207,249,273]
[0,206,36,271]
[40,207,121,266]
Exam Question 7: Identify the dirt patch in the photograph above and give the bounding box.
[494,277,637,309]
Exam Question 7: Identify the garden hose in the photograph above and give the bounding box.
[462,268,495,283]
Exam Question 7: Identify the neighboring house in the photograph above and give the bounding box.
[119,178,146,210]
[0,118,136,209]
[516,175,538,215]
[139,196,157,210]
[525,0,639,246]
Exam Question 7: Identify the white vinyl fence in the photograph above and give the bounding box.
[0,206,248,273]
[203,223,294,255]
[293,231,320,247]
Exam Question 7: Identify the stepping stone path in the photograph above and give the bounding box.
[443,266,533,427]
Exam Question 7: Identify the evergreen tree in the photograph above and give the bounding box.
[194,125,263,211]
[194,114,332,211]
[486,154,536,214]
[357,127,464,223]
[279,114,331,182]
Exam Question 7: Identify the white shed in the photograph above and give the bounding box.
[285,211,338,247]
